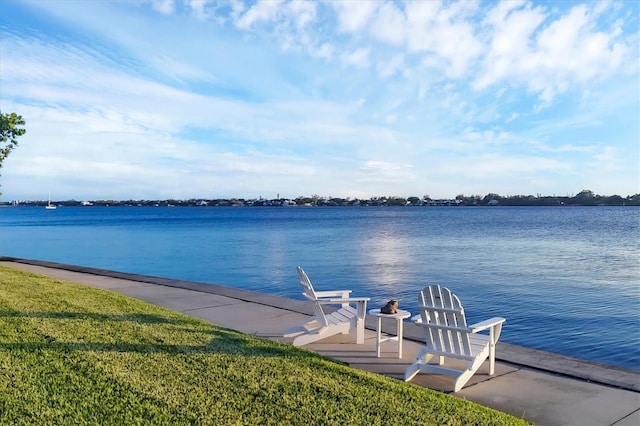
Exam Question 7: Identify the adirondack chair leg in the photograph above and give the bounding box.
[404,361,421,382]
[405,349,435,381]
[355,300,367,344]
[291,330,323,347]
[488,343,496,375]
[291,327,339,347]
[293,332,337,347]
[487,322,502,375]
[291,333,315,347]
[452,350,490,391]
[453,370,475,393]
[282,326,305,339]
[415,347,433,363]
[289,320,352,346]
[355,317,364,343]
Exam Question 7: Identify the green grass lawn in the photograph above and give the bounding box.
[0,266,529,425]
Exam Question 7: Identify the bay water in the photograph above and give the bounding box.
[1,205,638,371]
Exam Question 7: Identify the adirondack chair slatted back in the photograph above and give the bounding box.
[418,285,472,357]
[296,266,329,327]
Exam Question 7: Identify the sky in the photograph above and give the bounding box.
[0,0,638,201]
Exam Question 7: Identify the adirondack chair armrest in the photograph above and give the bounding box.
[470,317,506,344]
[316,297,370,304]
[469,317,506,333]
[314,290,352,298]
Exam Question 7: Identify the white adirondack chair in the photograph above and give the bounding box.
[284,266,370,346]
[404,285,506,392]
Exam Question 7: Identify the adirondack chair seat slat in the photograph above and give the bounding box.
[328,311,354,323]
[302,320,324,332]
[284,266,369,346]
[469,335,490,353]
[404,284,506,392]
[327,311,352,323]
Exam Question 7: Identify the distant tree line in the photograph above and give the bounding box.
[4,189,639,207]
[453,190,639,206]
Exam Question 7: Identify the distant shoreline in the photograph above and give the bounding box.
[3,202,637,207]
[3,193,639,208]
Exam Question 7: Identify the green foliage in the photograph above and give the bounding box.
[0,111,26,169]
[455,191,639,206]
[0,266,528,425]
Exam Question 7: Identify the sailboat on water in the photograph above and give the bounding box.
[45,193,57,210]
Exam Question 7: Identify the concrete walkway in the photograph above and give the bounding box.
[2,259,639,426]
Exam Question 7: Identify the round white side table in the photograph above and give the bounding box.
[368,308,411,358]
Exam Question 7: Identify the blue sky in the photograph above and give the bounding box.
[1,0,638,201]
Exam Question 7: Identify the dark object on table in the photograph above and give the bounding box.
[380,300,398,314]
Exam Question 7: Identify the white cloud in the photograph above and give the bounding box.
[149,0,176,15]
[369,2,406,45]
[332,1,378,33]
[234,0,283,29]
[358,160,416,185]
[376,53,405,78]
[476,1,632,103]
[287,0,316,30]
[231,0,315,32]
[531,3,628,100]
[436,153,572,180]
[460,128,515,149]
[404,1,483,78]
[474,1,546,90]
[592,146,620,168]
[342,47,370,68]
[187,0,216,21]
[312,42,334,60]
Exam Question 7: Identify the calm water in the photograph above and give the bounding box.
[1,206,638,370]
